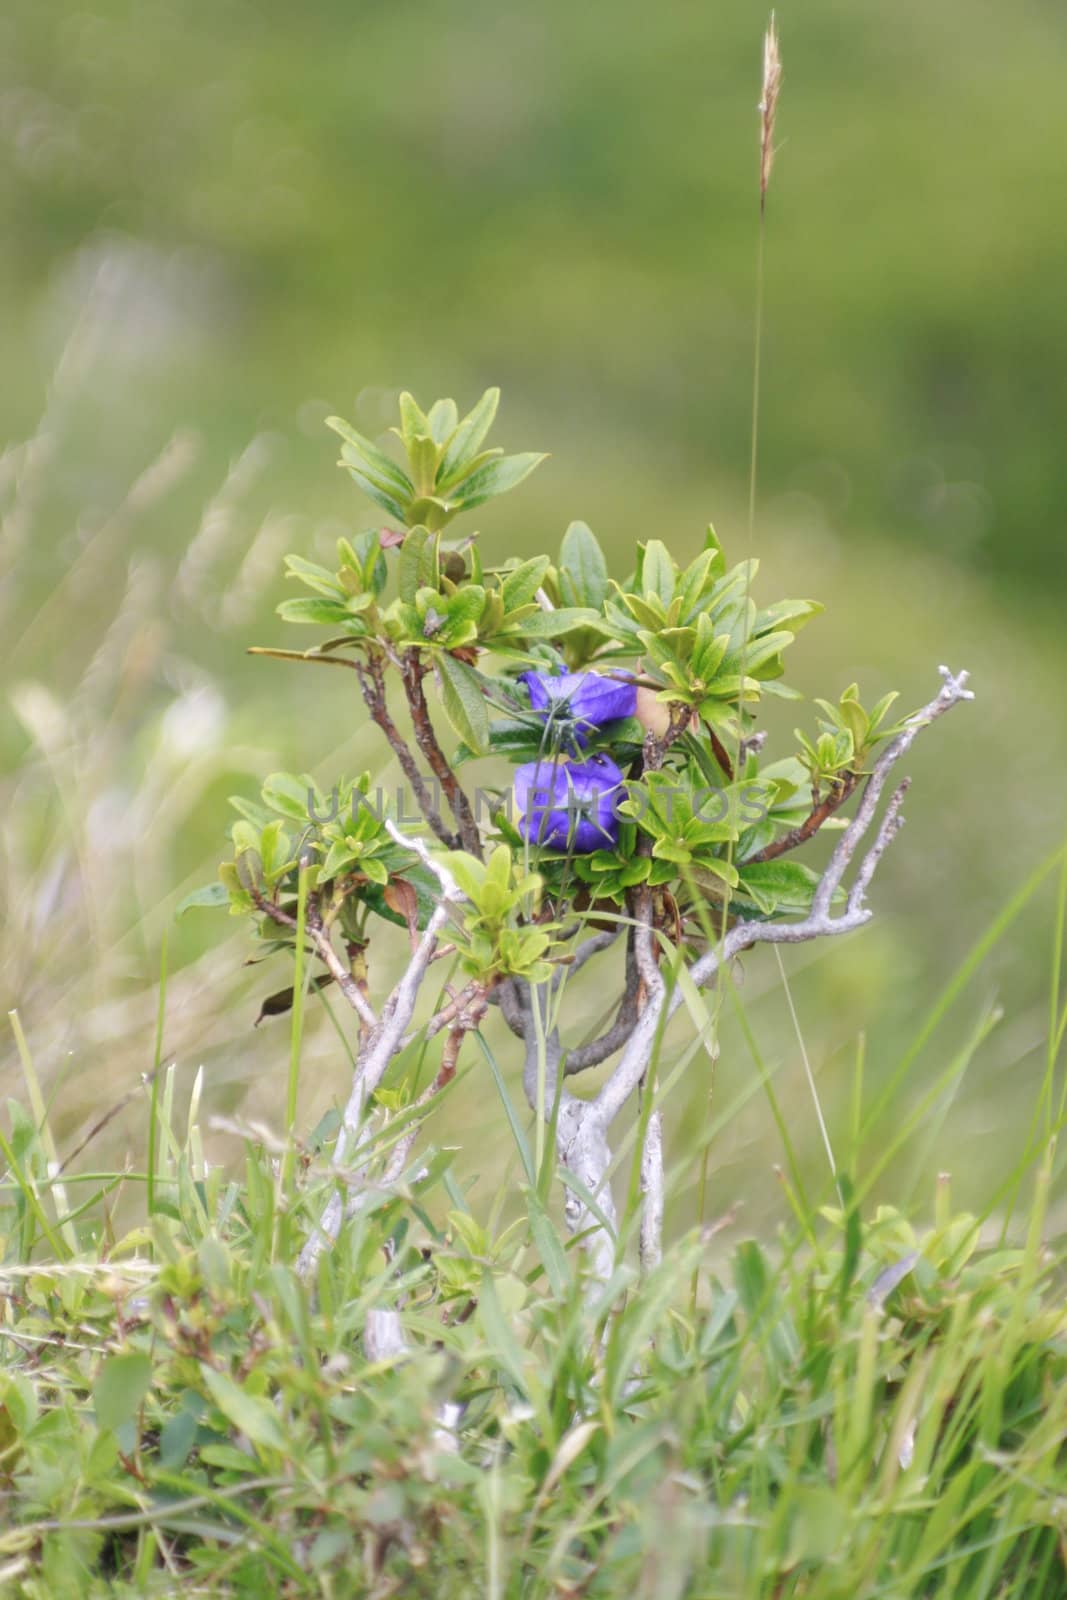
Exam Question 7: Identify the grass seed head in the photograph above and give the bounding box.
[760,13,783,213]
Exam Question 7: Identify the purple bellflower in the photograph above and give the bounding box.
[521,669,636,744]
[513,753,625,852]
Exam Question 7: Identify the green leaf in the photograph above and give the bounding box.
[427,397,459,445]
[687,858,740,892]
[436,653,490,754]
[559,521,609,610]
[283,554,344,598]
[677,548,717,617]
[158,1408,198,1471]
[232,820,261,858]
[339,466,408,522]
[755,597,823,634]
[398,527,435,602]
[261,771,313,820]
[759,678,804,701]
[258,819,292,880]
[485,842,512,893]
[527,1194,572,1297]
[476,1272,529,1395]
[352,527,388,595]
[501,556,551,614]
[867,689,902,737]
[433,584,486,645]
[448,452,546,511]
[326,416,415,496]
[94,1352,152,1434]
[731,629,795,676]
[175,882,230,916]
[321,839,360,878]
[736,859,822,914]
[200,1365,285,1453]
[438,850,487,902]
[640,540,675,607]
[837,1173,863,1309]
[505,607,601,638]
[276,597,358,627]
[614,590,666,631]
[455,717,544,766]
[396,391,431,450]
[407,432,440,496]
[438,388,500,486]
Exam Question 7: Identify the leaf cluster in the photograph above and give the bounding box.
[195,386,928,989]
[442,844,557,982]
[329,388,545,533]
[797,683,906,786]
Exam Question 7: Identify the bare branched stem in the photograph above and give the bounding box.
[587,667,973,1260]
[811,667,972,918]
[519,991,619,1281]
[565,999,639,1074]
[492,976,529,1039]
[632,887,667,1273]
[297,829,462,1277]
[849,778,909,912]
[639,1106,664,1273]
[337,976,486,1389]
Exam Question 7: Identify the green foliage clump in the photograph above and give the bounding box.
[0,1097,1064,1597]
[207,388,922,983]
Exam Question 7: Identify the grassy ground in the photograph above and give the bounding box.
[1,896,1066,1595]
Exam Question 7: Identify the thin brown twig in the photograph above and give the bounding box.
[251,889,379,1034]
[642,703,693,772]
[422,980,489,1044]
[361,651,458,848]
[708,728,736,781]
[436,986,490,1086]
[748,771,860,863]
[400,649,482,856]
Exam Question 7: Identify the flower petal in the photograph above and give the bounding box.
[521,670,635,733]
[513,754,624,852]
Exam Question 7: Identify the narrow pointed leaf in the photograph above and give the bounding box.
[438,387,500,485]
[449,452,546,511]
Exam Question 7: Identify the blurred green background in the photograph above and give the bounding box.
[2,0,1065,1238]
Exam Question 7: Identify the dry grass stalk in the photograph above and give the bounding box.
[759,13,783,214]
